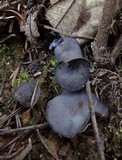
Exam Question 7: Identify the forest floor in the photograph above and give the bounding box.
[0,0,122,160]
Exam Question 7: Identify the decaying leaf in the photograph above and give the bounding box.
[38,133,59,160]
[22,110,31,125]
[23,5,41,45]
[73,6,104,44]
[46,0,105,44]
[0,136,6,148]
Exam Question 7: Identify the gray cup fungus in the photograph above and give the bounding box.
[46,37,109,138]
[52,37,83,63]
[13,82,40,108]
[55,58,90,92]
[46,91,109,138]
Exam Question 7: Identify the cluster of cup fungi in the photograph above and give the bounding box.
[46,37,109,138]
[13,37,109,138]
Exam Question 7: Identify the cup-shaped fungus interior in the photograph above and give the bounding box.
[55,58,90,92]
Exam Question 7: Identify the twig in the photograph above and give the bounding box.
[46,0,61,11]
[15,113,22,128]
[0,134,22,151]
[43,25,94,40]
[9,19,14,33]
[0,0,22,11]
[10,64,21,87]
[6,104,17,126]
[0,123,48,135]
[30,80,39,108]
[4,9,24,20]
[7,143,16,156]
[0,34,16,43]
[13,139,32,160]
[0,107,22,126]
[86,81,105,160]
[0,16,15,20]
[0,146,24,160]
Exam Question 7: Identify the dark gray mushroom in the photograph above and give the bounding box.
[46,90,109,138]
[52,37,83,62]
[46,91,90,138]
[55,58,90,92]
[13,82,40,108]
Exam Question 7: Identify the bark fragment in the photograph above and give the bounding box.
[110,34,122,65]
[92,0,118,65]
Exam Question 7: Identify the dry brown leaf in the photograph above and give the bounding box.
[58,142,70,157]
[23,5,42,44]
[46,0,105,44]
[22,110,31,125]
[73,6,104,44]
[0,136,6,148]
[38,133,59,160]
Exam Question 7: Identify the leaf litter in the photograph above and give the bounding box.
[0,0,122,160]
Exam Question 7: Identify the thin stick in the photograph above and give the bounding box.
[0,34,16,43]
[86,81,105,160]
[46,0,61,11]
[43,25,94,40]
[0,135,22,151]
[0,107,22,126]
[0,146,24,160]
[30,80,39,108]
[0,0,22,10]
[4,9,24,19]
[13,138,32,160]
[0,123,48,135]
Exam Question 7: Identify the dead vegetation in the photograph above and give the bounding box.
[0,0,122,160]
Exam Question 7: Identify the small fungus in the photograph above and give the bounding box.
[52,37,83,62]
[13,82,40,108]
[49,38,63,50]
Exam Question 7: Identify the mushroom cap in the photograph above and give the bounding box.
[46,91,90,138]
[92,93,109,118]
[46,90,109,138]
[13,82,40,108]
[54,37,83,62]
[55,58,90,92]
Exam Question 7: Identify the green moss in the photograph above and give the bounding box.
[50,58,58,67]
[12,71,29,87]
[90,62,98,69]
[0,43,24,106]
[0,43,23,69]
[0,44,9,54]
